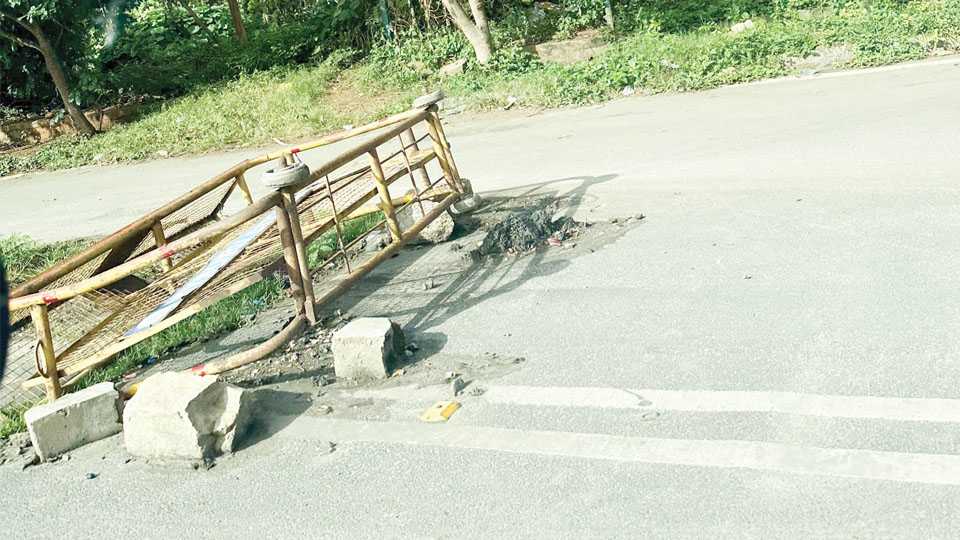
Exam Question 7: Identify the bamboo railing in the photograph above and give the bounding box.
[4,100,469,405]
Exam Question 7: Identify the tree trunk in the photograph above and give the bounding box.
[226,0,247,44]
[11,19,98,137]
[438,0,493,63]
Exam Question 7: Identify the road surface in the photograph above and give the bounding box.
[2,57,960,538]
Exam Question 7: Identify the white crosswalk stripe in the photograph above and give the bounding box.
[480,385,960,423]
[316,383,960,485]
[278,417,960,486]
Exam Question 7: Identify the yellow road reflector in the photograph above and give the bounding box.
[421,401,460,422]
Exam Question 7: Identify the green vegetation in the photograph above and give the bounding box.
[0,212,383,438]
[0,405,25,438]
[0,235,91,287]
[0,51,417,174]
[1,1,958,176]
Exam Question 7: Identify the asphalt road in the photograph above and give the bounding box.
[3,57,960,538]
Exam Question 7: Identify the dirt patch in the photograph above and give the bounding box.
[460,196,642,258]
[324,74,405,119]
[220,317,341,389]
[477,208,581,256]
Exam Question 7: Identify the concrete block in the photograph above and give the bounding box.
[123,373,250,460]
[522,33,607,64]
[397,200,455,244]
[24,382,121,462]
[333,318,405,379]
[438,59,467,79]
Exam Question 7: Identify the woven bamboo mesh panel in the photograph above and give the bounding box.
[1,182,236,410]
[127,182,235,260]
[1,144,436,410]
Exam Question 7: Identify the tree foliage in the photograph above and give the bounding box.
[0,0,110,133]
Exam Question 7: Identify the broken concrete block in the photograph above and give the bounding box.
[438,59,467,79]
[397,200,455,244]
[332,318,405,379]
[24,382,121,462]
[522,32,607,64]
[122,373,250,460]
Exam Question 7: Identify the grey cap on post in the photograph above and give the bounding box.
[413,90,445,109]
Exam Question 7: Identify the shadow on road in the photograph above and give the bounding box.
[326,173,623,353]
[236,388,312,451]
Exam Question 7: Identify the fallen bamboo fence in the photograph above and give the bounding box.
[3,100,469,407]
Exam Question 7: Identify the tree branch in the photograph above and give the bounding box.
[175,0,219,43]
[467,0,489,35]
[438,0,476,32]
[0,27,39,50]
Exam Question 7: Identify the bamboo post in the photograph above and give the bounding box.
[367,149,403,242]
[279,190,318,325]
[151,222,174,273]
[324,175,352,274]
[31,304,62,401]
[312,193,459,307]
[235,172,254,206]
[397,135,426,216]
[400,128,431,191]
[424,107,466,194]
[428,115,462,185]
[274,203,307,319]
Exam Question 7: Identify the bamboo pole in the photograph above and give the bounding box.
[280,190,318,325]
[324,175,352,274]
[186,315,307,378]
[235,172,254,206]
[345,185,454,221]
[124,314,308,397]
[31,304,62,401]
[9,192,282,311]
[401,128,431,191]
[151,222,174,273]
[423,107,466,194]
[11,162,252,298]
[274,203,307,319]
[312,193,459,308]
[257,108,426,162]
[398,136,426,216]
[425,106,464,190]
[367,149,403,242]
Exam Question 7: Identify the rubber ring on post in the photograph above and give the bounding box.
[261,161,310,190]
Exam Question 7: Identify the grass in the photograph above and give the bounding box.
[0,212,385,438]
[0,52,414,175]
[0,235,92,288]
[1,0,957,177]
[436,0,960,107]
[1,234,92,438]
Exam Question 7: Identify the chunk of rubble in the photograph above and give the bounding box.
[123,373,250,460]
[332,318,405,379]
[396,201,455,244]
